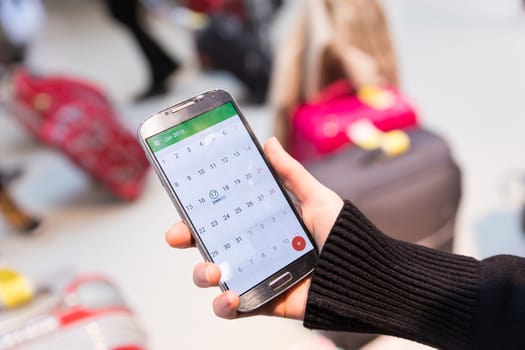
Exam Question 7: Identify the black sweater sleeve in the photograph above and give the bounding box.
[303,201,525,349]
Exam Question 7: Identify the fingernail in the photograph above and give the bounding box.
[199,265,209,282]
[221,293,232,309]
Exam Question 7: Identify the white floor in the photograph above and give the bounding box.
[1,0,524,349]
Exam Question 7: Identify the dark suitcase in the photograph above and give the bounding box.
[306,128,461,250]
[305,129,462,349]
[195,14,272,103]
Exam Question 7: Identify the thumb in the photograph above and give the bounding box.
[263,137,322,204]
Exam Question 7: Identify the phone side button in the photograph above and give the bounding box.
[269,272,292,291]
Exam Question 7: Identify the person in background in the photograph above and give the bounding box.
[0,0,46,69]
[104,0,180,102]
[0,168,40,233]
[166,136,525,350]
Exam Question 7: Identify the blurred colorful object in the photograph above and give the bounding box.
[0,273,148,350]
[0,268,34,310]
[346,119,411,157]
[186,0,246,20]
[8,69,150,201]
[290,80,417,162]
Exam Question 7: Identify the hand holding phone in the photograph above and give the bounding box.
[166,136,344,319]
[139,90,343,313]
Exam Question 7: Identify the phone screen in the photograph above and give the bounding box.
[146,102,314,295]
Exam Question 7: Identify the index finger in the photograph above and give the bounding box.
[263,137,321,204]
[165,221,194,248]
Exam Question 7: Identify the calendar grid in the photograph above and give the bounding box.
[154,112,313,294]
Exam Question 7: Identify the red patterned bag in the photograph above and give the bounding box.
[9,68,149,201]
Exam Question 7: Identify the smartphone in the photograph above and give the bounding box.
[137,89,318,312]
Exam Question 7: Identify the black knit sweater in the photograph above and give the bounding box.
[303,201,525,349]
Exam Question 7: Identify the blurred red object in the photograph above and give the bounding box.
[186,0,246,20]
[9,68,150,201]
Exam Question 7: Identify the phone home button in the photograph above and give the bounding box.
[269,272,292,291]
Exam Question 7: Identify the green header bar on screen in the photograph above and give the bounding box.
[147,102,237,152]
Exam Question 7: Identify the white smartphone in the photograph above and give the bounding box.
[137,89,318,312]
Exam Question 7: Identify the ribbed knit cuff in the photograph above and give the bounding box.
[304,201,479,350]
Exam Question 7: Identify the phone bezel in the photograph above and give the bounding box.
[137,89,318,312]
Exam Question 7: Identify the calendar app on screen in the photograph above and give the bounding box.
[146,103,314,295]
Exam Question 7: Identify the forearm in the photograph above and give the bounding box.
[303,201,480,349]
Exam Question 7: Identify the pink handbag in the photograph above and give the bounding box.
[290,80,418,162]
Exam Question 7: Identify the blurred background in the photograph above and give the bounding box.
[0,0,524,349]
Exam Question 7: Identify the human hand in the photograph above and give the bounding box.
[165,137,343,320]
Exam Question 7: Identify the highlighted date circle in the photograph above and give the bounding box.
[292,236,306,251]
